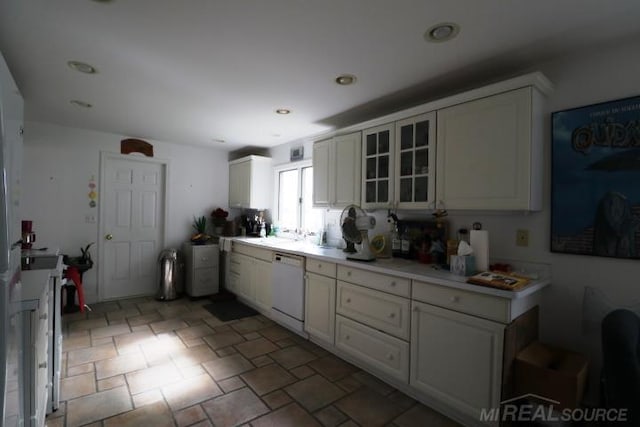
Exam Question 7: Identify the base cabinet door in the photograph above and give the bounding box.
[304,272,336,344]
[410,301,504,423]
[253,258,272,313]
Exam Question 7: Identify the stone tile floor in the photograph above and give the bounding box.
[46,296,461,427]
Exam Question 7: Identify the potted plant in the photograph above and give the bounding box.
[191,216,211,244]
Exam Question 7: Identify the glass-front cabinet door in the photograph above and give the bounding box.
[361,123,394,209]
[395,112,436,209]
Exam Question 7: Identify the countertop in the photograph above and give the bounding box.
[20,253,63,307]
[231,237,551,300]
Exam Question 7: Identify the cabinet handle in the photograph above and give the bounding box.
[387,354,394,361]
[390,281,396,287]
[450,296,460,303]
[318,263,322,268]
[389,313,395,318]
[39,362,47,369]
[345,335,350,340]
[40,313,48,320]
[201,257,208,262]
[413,306,419,312]
[347,271,352,276]
[346,298,351,303]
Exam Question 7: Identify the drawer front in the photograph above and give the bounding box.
[193,267,218,290]
[336,315,409,383]
[233,242,272,261]
[193,246,219,268]
[337,281,410,340]
[306,258,337,278]
[337,265,410,297]
[412,280,510,323]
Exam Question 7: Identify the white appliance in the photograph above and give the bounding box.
[271,252,307,337]
[1,53,25,427]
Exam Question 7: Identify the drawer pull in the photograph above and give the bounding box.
[231,260,241,265]
[201,257,208,262]
[345,335,350,340]
[413,306,419,312]
[450,296,460,303]
[318,263,322,268]
[347,271,352,276]
[39,313,48,320]
[390,281,396,287]
[389,313,395,319]
[39,362,47,369]
[346,298,351,303]
[387,354,394,361]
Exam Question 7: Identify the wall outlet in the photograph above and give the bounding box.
[516,229,529,247]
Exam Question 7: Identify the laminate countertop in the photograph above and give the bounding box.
[231,237,551,300]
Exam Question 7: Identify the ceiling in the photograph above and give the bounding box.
[1,1,639,151]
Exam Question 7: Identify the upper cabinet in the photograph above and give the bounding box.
[395,113,437,210]
[314,72,551,212]
[361,113,436,210]
[228,155,272,209]
[313,132,361,208]
[362,124,394,209]
[436,87,543,211]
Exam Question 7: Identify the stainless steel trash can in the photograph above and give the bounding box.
[156,248,182,301]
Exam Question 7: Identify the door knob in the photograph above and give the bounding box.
[105,233,113,240]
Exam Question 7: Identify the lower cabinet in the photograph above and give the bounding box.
[336,315,409,383]
[410,301,504,423]
[229,251,272,315]
[21,284,50,427]
[253,258,272,313]
[304,272,336,344]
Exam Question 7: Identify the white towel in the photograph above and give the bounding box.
[219,237,233,252]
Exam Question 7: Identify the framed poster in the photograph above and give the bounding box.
[551,95,640,259]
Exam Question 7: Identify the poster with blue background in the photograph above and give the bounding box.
[552,95,640,259]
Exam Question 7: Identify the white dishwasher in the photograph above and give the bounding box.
[271,252,307,337]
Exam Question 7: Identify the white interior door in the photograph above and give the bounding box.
[100,154,167,300]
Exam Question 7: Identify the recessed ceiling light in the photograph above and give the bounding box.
[70,100,93,108]
[335,74,357,86]
[425,22,460,42]
[67,60,98,74]
[275,108,291,115]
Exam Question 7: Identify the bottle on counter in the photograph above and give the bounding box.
[401,227,411,258]
[391,224,402,257]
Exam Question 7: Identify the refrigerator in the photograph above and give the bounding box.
[1,53,25,427]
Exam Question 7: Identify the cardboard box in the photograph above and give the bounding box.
[514,341,589,409]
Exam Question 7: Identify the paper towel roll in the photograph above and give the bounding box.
[470,230,489,271]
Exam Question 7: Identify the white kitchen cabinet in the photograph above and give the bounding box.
[229,245,272,315]
[410,301,504,423]
[183,243,219,297]
[229,252,253,300]
[336,281,410,341]
[336,314,410,383]
[304,271,336,344]
[436,87,543,210]
[20,281,50,427]
[362,123,395,209]
[394,112,437,209]
[253,258,272,313]
[313,132,361,208]
[228,155,272,209]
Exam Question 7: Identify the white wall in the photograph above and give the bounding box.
[22,122,229,303]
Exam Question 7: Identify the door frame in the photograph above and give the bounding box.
[98,151,170,302]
